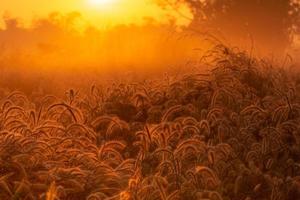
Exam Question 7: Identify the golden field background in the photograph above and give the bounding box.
[0,1,300,200]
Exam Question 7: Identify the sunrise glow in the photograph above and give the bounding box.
[88,0,115,6]
[0,0,300,200]
[0,0,193,28]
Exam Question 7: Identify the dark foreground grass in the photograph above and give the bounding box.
[0,45,299,200]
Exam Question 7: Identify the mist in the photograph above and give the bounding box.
[0,5,299,95]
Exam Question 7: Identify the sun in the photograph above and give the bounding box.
[88,0,114,5]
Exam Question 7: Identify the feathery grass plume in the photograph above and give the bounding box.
[195,166,220,187]
[0,44,298,199]
[46,182,58,200]
[161,105,183,122]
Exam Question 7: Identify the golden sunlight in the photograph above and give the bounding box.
[88,0,115,6]
[0,0,300,200]
[0,0,192,28]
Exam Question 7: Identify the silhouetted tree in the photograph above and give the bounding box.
[161,0,300,54]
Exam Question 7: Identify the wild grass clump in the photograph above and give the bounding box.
[0,45,299,199]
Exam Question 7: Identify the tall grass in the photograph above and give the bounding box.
[0,45,299,199]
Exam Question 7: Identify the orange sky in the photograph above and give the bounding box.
[0,0,191,28]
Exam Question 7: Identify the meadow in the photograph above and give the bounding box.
[0,44,299,200]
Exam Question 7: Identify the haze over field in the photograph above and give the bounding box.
[0,1,299,66]
[0,0,298,93]
[1,1,300,200]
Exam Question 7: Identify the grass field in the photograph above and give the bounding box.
[0,45,299,200]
